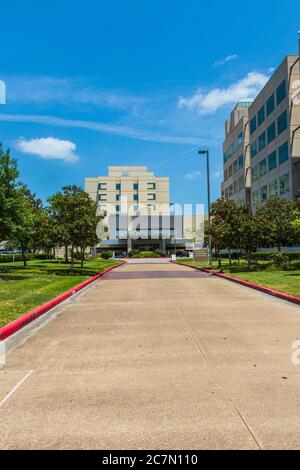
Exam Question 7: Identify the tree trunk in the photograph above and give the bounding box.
[52,247,56,259]
[64,245,68,263]
[80,245,84,269]
[22,249,27,267]
[228,248,232,265]
[70,245,74,273]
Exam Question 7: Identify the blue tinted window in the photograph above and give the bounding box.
[278,142,289,164]
[267,122,276,143]
[277,110,288,135]
[250,140,258,158]
[276,80,286,105]
[133,183,139,190]
[133,194,138,201]
[268,151,277,171]
[266,94,275,115]
[238,154,244,168]
[250,116,257,134]
[116,183,121,190]
[258,132,266,151]
[257,106,265,126]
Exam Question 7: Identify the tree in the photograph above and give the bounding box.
[210,198,239,265]
[10,187,43,266]
[0,144,21,241]
[239,208,262,267]
[255,198,295,251]
[48,186,102,270]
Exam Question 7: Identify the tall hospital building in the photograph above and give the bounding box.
[85,166,202,253]
[222,46,300,209]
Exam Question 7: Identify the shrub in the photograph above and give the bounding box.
[100,251,112,260]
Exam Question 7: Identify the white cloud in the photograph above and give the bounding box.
[184,170,201,180]
[178,71,270,114]
[0,113,201,145]
[214,54,238,67]
[213,168,222,178]
[16,137,79,163]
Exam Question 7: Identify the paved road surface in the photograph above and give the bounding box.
[0,261,300,449]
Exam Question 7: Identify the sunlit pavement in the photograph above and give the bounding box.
[1,261,300,449]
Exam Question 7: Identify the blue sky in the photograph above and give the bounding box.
[1,0,300,208]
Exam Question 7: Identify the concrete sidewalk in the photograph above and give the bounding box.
[0,262,300,449]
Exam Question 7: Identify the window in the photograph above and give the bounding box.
[268,151,277,171]
[276,80,286,105]
[238,133,243,147]
[98,183,106,190]
[133,183,139,190]
[233,160,238,174]
[257,105,265,126]
[133,205,139,212]
[234,180,238,194]
[267,122,276,143]
[133,194,139,201]
[258,132,266,151]
[279,173,290,194]
[229,184,233,197]
[278,142,289,164]
[250,116,257,134]
[116,205,120,212]
[260,185,268,203]
[98,194,107,201]
[277,110,287,135]
[224,188,229,199]
[266,94,275,116]
[116,194,120,201]
[148,193,156,200]
[116,183,121,190]
[259,159,267,178]
[228,165,233,177]
[252,190,259,205]
[224,169,228,181]
[238,154,244,168]
[250,140,258,158]
[252,166,259,182]
[122,171,129,176]
[148,182,156,190]
[269,180,278,197]
[238,176,244,192]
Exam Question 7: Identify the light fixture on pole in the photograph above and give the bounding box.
[198,149,212,266]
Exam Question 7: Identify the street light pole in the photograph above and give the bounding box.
[170,202,177,258]
[198,150,212,266]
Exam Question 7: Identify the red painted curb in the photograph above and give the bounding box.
[174,261,300,306]
[0,261,125,341]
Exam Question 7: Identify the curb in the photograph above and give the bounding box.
[0,261,125,341]
[174,261,300,306]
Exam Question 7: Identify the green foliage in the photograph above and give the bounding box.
[100,251,113,259]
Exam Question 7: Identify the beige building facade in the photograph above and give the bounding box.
[221,100,252,206]
[222,50,300,211]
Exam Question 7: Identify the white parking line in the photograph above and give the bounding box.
[0,370,33,407]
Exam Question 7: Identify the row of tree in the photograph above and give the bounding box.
[0,144,102,269]
[206,197,300,266]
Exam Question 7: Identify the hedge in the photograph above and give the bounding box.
[0,253,54,263]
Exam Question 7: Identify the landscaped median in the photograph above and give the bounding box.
[0,258,124,340]
[174,259,300,306]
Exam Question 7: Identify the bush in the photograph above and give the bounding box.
[100,251,113,260]
[251,252,300,261]
[0,253,54,263]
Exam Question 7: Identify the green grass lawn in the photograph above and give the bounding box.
[177,258,300,298]
[0,258,119,327]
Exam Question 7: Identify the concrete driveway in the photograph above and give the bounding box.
[0,261,300,449]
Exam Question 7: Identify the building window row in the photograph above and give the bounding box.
[224,176,244,199]
[223,133,243,163]
[251,141,289,182]
[250,111,288,158]
[252,173,290,205]
[224,154,244,181]
[250,80,287,135]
